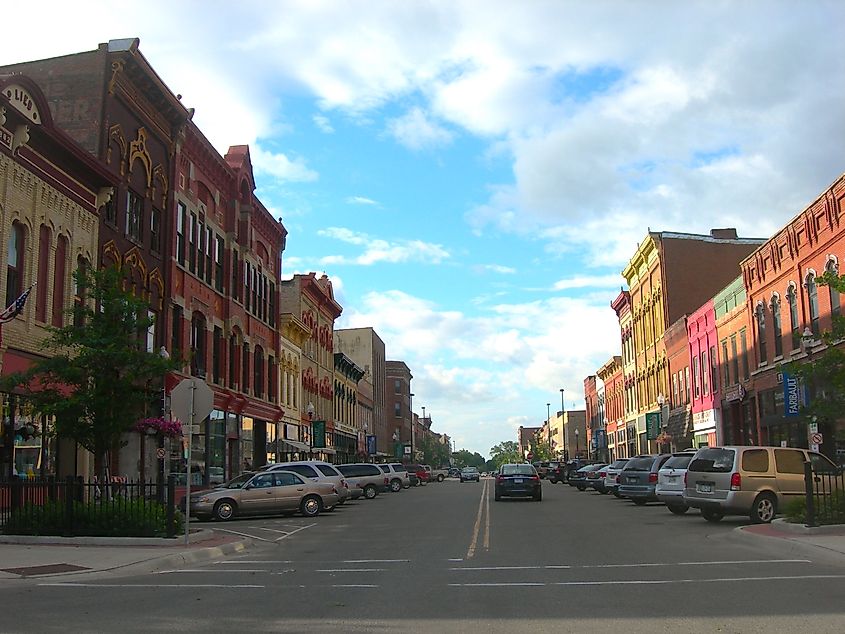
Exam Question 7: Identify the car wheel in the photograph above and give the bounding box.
[668,504,689,515]
[702,509,724,523]
[390,479,402,492]
[363,484,377,499]
[437,474,445,482]
[213,499,237,521]
[300,495,323,518]
[750,493,777,524]
[576,485,586,491]
[599,489,609,495]
[612,491,622,498]
[632,498,647,506]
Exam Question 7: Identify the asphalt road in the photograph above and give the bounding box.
[2,477,845,633]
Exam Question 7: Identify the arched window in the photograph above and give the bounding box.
[786,283,799,350]
[228,333,238,390]
[52,235,68,327]
[253,346,264,398]
[755,302,767,365]
[5,221,25,308]
[190,313,207,378]
[36,224,51,322]
[242,342,250,393]
[806,272,820,336]
[770,294,783,358]
[74,257,89,328]
[827,259,840,319]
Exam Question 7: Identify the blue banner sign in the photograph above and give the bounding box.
[783,372,801,417]
[366,434,377,456]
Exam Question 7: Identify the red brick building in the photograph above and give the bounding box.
[663,315,692,451]
[385,360,413,461]
[596,356,623,462]
[741,172,845,459]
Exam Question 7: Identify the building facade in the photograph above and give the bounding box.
[333,352,364,463]
[611,289,638,458]
[688,299,720,448]
[385,360,413,461]
[596,356,622,462]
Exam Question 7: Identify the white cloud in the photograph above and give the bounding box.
[346,196,379,206]
[483,264,516,275]
[387,107,453,150]
[318,227,450,265]
[250,145,318,183]
[313,114,334,133]
[552,274,625,291]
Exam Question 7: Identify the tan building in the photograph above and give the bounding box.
[0,75,115,479]
[278,312,311,459]
[333,352,364,463]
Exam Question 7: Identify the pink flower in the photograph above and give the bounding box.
[133,417,183,438]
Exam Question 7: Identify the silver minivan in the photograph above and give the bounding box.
[337,463,389,499]
[683,445,838,523]
[261,460,351,503]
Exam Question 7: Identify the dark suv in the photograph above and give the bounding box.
[617,454,673,504]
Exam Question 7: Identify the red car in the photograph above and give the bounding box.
[404,463,430,485]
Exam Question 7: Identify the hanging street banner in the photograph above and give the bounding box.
[366,434,377,456]
[646,412,661,440]
[783,372,801,417]
[311,420,326,448]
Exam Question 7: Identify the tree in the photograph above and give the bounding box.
[417,435,451,467]
[452,449,486,469]
[489,440,521,467]
[1,266,180,479]
[528,437,554,461]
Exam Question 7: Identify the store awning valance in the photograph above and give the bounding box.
[279,439,310,453]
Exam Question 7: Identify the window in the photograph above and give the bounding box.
[242,342,250,393]
[267,356,275,401]
[231,249,240,301]
[190,314,206,378]
[197,219,205,280]
[36,224,51,322]
[755,303,767,365]
[150,207,161,253]
[741,449,769,473]
[692,355,701,398]
[774,449,804,474]
[722,339,730,386]
[739,328,749,380]
[126,190,143,241]
[394,402,401,417]
[205,227,213,285]
[189,213,197,273]
[786,283,799,349]
[806,273,819,336]
[171,306,183,357]
[176,202,186,265]
[213,327,222,384]
[268,282,276,327]
[5,222,24,309]
[228,334,238,390]
[771,296,783,358]
[73,257,88,328]
[701,350,708,396]
[710,345,718,393]
[672,373,679,406]
[145,309,156,353]
[52,235,68,327]
[394,379,402,394]
[827,260,840,318]
[215,236,224,292]
[275,472,302,486]
[244,263,251,312]
[254,346,264,398]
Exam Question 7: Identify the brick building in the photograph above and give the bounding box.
[0,75,116,479]
[688,299,720,448]
[385,360,413,461]
[597,356,623,462]
[611,289,637,458]
[663,315,692,451]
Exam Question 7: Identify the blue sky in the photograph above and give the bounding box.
[4,1,845,458]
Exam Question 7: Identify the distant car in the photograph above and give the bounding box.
[571,464,605,491]
[405,463,430,485]
[584,464,609,492]
[448,467,462,478]
[460,467,480,482]
[602,459,629,497]
[379,463,411,491]
[546,462,565,483]
[185,470,340,521]
[655,451,698,514]
[532,461,551,479]
[336,463,389,499]
[565,459,603,485]
[618,454,673,505]
[494,463,542,501]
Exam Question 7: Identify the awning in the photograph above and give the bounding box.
[315,447,336,455]
[666,408,693,439]
[279,439,310,453]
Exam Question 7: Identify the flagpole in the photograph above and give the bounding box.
[0,283,36,347]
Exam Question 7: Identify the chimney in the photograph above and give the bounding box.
[710,228,738,240]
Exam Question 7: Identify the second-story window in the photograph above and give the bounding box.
[205,226,213,286]
[254,346,264,398]
[231,249,240,302]
[213,327,222,384]
[806,273,820,336]
[189,213,197,273]
[786,283,799,348]
[150,207,161,254]
[126,191,143,242]
[191,313,206,378]
[197,219,205,280]
[771,295,783,358]
[5,222,24,309]
[215,235,224,292]
[755,303,767,365]
[827,260,840,319]
[52,235,68,328]
[176,202,186,265]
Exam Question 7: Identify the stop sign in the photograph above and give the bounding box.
[527,452,534,460]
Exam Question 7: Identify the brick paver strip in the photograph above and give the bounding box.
[1,563,91,577]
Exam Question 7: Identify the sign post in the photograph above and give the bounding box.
[170,378,214,545]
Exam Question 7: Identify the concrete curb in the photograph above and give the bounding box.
[770,518,845,536]
[733,524,845,565]
[0,529,215,546]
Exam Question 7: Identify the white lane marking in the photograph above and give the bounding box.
[250,527,291,534]
[38,583,264,588]
[342,559,410,563]
[212,528,272,542]
[484,480,490,550]
[448,558,464,562]
[316,568,386,573]
[331,584,379,588]
[448,575,845,588]
[156,569,266,574]
[449,582,545,587]
[216,560,293,564]
[275,523,317,542]
[466,478,488,559]
[452,559,812,571]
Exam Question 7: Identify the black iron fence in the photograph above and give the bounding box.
[803,462,845,527]
[0,475,179,538]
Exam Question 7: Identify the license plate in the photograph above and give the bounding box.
[514,478,523,484]
[627,477,638,483]
[696,483,713,493]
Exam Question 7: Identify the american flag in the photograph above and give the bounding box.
[0,285,33,324]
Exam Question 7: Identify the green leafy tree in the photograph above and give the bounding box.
[529,437,554,461]
[489,440,521,468]
[417,434,451,467]
[452,449,486,469]
[0,266,180,480]
[791,271,845,441]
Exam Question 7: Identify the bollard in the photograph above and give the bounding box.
[803,460,816,528]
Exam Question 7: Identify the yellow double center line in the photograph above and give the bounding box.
[466,477,491,559]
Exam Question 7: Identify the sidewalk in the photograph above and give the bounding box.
[0,530,251,581]
[736,519,845,563]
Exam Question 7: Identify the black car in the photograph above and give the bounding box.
[494,463,542,501]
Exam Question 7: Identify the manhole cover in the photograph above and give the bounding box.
[1,563,91,577]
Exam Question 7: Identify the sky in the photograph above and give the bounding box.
[3,1,844,458]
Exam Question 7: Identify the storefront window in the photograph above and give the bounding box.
[208,410,226,484]
[241,416,254,471]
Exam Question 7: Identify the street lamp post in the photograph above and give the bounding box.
[560,388,566,461]
[546,402,551,456]
[575,428,580,458]
[409,392,414,461]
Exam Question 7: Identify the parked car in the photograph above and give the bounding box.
[186,470,340,521]
[587,464,612,493]
[546,461,566,484]
[571,464,604,490]
[379,463,411,491]
[683,445,840,523]
[460,466,480,482]
[532,461,551,479]
[655,451,698,514]
[336,463,389,499]
[405,463,430,485]
[617,454,673,504]
[448,467,462,478]
[427,466,449,482]
[601,459,629,496]
[565,459,603,485]
[260,460,351,503]
[494,463,542,501]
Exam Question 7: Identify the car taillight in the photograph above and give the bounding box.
[684,472,688,486]
[384,477,389,485]
[730,472,741,491]
[531,475,539,481]
[598,471,606,478]
[616,475,621,484]
[332,486,338,494]
[496,475,504,483]
[648,473,658,484]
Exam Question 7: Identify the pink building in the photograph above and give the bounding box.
[687,299,720,447]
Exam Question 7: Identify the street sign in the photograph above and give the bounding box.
[809,422,819,434]
[312,420,326,448]
[646,412,661,440]
[170,378,214,426]
[811,432,823,444]
[156,447,166,459]
[810,443,820,452]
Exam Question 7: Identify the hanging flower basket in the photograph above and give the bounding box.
[655,432,672,445]
[133,417,183,438]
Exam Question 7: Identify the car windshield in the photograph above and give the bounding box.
[463,467,478,472]
[625,457,655,471]
[220,473,253,489]
[663,455,694,469]
[316,464,341,477]
[689,448,735,473]
[501,464,535,476]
